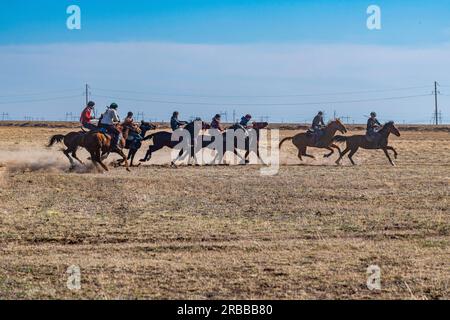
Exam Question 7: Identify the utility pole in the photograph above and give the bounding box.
[434,81,439,125]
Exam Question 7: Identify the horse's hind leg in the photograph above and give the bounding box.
[348,148,359,166]
[336,147,350,165]
[383,148,396,166]
[297,145,306,162]
[302,147,315,159]
[140,145,161,162]
[93,150,109,172]
[71,148,84,165]
[63,149,75,169]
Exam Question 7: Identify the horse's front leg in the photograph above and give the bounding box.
[383,148,396,166]
[116,149,130,171]
[323,147,334,158]
[386,146,398,159]
[331,143,342,157]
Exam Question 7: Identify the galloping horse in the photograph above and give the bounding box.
[139,121,211,166]
[203,122,269,165]
[279,119,347,161]
[333,121,400,166]
[121,121,156,167]
[48,125,130,171]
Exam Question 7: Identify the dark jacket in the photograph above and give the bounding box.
[171,116,186,131]
[367,118,381,132]
[312,115,325,129]
[239,117,250,127]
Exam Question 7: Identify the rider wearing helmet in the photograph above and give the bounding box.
[170,111,188,131]
[99,103,121,150]
[211,114,224,132]
[366,112,382,142]
[239,114,252,128]
[312,111,325,131]
[123,111,142,147]
[80,101,97,130]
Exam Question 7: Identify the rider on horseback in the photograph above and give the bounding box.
[312,111,325,132]
[171,111,188,131]
[80,101,97,130]
[123,112,142,148]
[211,114,224,132]
[366,112,382,143]
[239,114,252,128]
[99,103,121,151]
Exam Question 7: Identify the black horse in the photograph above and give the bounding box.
[140,121,269,166]
[123,121,157,166]
[202,122,269,165]
[139,121,211,166]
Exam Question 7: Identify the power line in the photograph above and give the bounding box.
[0,88,83,99]
[91,93,432,107]
[0,94,83,105]
[92,85,431,99]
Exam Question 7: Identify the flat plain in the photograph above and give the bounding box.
[0,125,448,299]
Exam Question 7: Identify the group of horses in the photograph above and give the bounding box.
[279,119,401,166]
[47,119,401,172]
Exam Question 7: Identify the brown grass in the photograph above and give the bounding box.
[0,126,448,300]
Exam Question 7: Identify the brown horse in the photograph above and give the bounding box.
[333,121,400,166]
[48,125,130,172]
[279,119,347,161]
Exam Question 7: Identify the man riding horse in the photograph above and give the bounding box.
[366,112,382,144]
[307,111,326,144]
[98,103,121,151]
[171,111,188,131]
[279,119,347,161]
[80,101,97,131]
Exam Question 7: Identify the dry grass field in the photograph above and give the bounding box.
[0,125,448,300]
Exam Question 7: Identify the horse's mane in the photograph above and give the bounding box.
[378,121,395,134]
[327,118,343,127]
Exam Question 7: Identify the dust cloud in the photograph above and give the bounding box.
[0,148,96,174]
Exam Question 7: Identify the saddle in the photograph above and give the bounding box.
[366,132,382,146]
[307,129,325,146]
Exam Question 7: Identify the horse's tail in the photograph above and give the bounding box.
[279,137,293,149]
[143,133,155,142]
[333,135,348,143]
[48,134,65,147]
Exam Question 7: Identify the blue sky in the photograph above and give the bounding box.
[1,0,450,45]
[0,1,449,123]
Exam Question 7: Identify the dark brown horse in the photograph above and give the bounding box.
[279,119,347,161]
[204,122,269,165]
[139,121,211,166]
[48,125,130,171]
[333,121,400,166]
